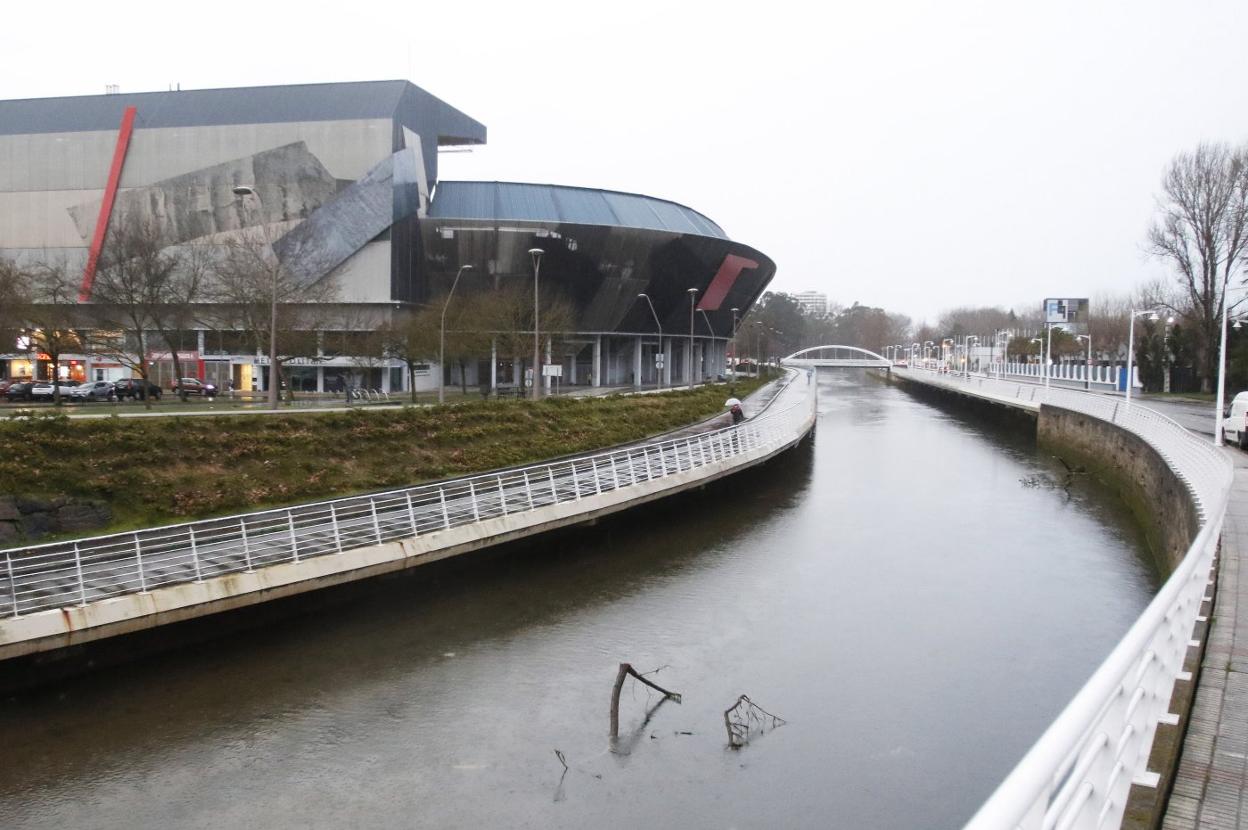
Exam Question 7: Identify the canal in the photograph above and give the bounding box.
[0,372,1157,829]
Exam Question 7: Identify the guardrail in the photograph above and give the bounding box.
[894,369,1233,830]
[0,376,814,621]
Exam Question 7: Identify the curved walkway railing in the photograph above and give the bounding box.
[0,377,814,620]
[896,369,1233,830]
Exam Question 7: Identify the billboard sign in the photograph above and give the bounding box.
[1044,297,1089,333]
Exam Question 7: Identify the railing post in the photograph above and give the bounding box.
[468,481,480,521]
[5,552,19,618]
[370,499,382,544]
[288,513,300,563]
[609,455,621,490]
[524,471,535,510]
[189,526,203,582]
[406,492,419,536]
[73,542,88,606]
[239,519,254,572]
[133,533,147,592]
[330,503,343,553]
[644,447,654,480]
[547,467,557,504]
[571,462,582,500]
[439,488,451,529]
[592,459,603,494]
[499,475,509,515]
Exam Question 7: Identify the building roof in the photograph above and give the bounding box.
[428,181,727,240]
[0,80,486,145]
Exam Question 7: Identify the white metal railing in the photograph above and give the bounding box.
[895,368,1233,830]
[0,377,814,621]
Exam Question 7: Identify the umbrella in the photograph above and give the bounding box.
[723,397,741,408]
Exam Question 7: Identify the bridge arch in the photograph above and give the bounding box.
[781,345,891,367]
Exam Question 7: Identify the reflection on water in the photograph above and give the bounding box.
[0,372,1155,830]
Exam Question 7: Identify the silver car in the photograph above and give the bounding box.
[68,380,119,402]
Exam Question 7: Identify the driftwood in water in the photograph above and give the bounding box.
[609,663,682,738]
[724,694,786,748]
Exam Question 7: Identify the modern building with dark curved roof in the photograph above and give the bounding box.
[0,80,774,393]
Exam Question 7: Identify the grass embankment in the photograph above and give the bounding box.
[0,380,764,533]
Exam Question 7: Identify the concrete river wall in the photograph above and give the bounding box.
[886,368,1232,830]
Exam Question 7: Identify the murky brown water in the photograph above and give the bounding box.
[0,373,1156,829]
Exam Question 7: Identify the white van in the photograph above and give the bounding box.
[1225,391,1248,450]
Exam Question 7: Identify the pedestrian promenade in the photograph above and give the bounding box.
[1164,450,1248,829]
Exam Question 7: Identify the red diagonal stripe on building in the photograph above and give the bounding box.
[697,253,759,312]
[78,105,137,302]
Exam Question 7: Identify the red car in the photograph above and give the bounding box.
[171,377,218,397]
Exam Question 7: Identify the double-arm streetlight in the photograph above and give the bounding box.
[528,248,544,400]
[231,185,280,409]
[637,292,664,388]
[439,264,474,404]
[965,335,980,379]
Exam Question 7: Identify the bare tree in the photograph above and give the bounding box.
[0,259,31,360]
[1148,142,1248,391]
[24,261,87,405]
[208,232,339,402]
[90,218,204,408]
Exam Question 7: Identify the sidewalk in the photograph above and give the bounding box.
[1163,450,1248,829]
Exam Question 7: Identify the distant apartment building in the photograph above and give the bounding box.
[795,290,829,317]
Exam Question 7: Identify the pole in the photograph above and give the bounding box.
[1216,284,1234,447]
[1126,313,1136,407]
[687,288,698,390]
[1085,335,1091,391]
[440,264,472,404]
[528,248,543,400]
[639,293,664,388]
[1044,324,1052,389]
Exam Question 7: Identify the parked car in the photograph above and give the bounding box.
[4,381,35,402]
[0,378,25,395]
[1223,391,1248,450]
[172,377,217,397]
[113,378,163,401]
[29,380,80,402]
[68,380,119,402]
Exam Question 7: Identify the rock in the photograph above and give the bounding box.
[0,521,18,545]
[55,503,111,533]
[0,497,19,522]
[19,512,53,538]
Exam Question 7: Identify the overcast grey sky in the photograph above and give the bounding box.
[3,0,1246,325]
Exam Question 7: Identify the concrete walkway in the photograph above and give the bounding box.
[1164,450,1248,829]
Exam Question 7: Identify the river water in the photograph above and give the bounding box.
[0,373,1157,829]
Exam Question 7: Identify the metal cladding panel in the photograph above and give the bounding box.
[495,183,560,222]
[416,219,774,337]
[429,182,728,240]
[550,187,618,226]
[0,81,477,137]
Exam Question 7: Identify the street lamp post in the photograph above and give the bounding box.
[1216,285,1248,446]
[528,248,544,400]
[1125,308,1163,407]
[1044,325,1054,389]
[687,288,698,389]
[1075,334,1092,391]
[965,335,979,379]
[730,307,739,379]
[231,185,280,409]
[439,264,474,404]
[637,292,664,388]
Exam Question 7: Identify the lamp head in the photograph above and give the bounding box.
[527,247,544,256]
[231,185,256,197]
[687,287,698,295]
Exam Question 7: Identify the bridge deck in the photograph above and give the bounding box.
[1164,451,1248,829]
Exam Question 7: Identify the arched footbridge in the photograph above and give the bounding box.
[782,345,891,368]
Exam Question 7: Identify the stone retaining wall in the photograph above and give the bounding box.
[0,497,111,546]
